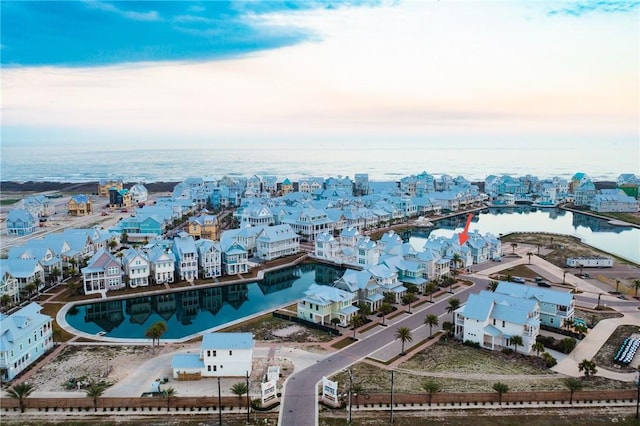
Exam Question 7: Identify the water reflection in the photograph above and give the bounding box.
[66,264,345,339]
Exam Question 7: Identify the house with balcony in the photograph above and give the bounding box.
[109,188,133,209]
[196,239,222,279]
[590,189,639,213]
[332,269,383,312]
[297,283,358,327]
[0,302,54,382]
[281,208,334,242]
[8,246,63,285]
[121,248,150,288]
[68,195,92,216]
[255,224,300,261]
[494,281,574,329]
[146,246,175,285]
[6,209,37,236]
[356,237,380,267]
[171,332,254,379]
[81,249,124,296]
[454,290,540,354]
[0,261,20,305]
[368,264,406,303]
[4,258,46,300]
[188,214,220,240]
[221,240,249,276]
[22,195,53,219]
[129,183,148,205]
[98,179,123,197]
[573,181,596,206]
[172,233,199,282]
[314,232,340,260]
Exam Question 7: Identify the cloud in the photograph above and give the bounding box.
[83,0,163,21]
[548,1,640,16]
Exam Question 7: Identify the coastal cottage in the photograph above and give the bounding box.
[188,214,220,241]
[81,249,125,296]
[121,248,150,288]
[195,239,222,279]
[6,209,38,236]
[0,262,20,305]
[171,333,254,379]
[67,194,92,216]
[129,183,148,205]
[172,233,199,282]
[494,282,574,329]
[0,302,54,382]
[98,179,123,197]
[255,224,300,261]
[145,246,175,285]
[297,283,359,327]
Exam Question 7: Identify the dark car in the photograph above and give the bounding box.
[537,281,551,288]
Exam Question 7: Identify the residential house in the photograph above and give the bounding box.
[368,264,406,303]
[617,173,639,199]
[0,261,20,304]
[354,173,370,196]
[314,232,340,260]
[4,258,45,300]
[0,302,54,382]
[172,233,199,281]
[297,283,359,327]
[332,269,384,312]
[81,249,125,296]
[280,208,334,242]
[196,239,223,279]
[171,332,254,379]
[255,224,300,261]
[22,195,53,218]
[356,237,380,267]
[453,290,540,354]
[146,246,175,285]
[121,248,150,288]
[6,209,38,236]
[8,246,63,285]
[98,179,123,197]
[188,214,220,240]
[129,184,149,204]
[109,188,133,208]
[494,281,574,329]
[67,195,92,216]
[573,181,596,206]
[281,178,294,195]
[590,189,639,213]
[221,240,249,276]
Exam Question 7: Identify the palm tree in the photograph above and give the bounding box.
[421,380,441,406]
[145,321,167,348]
[510,242,518,254]
[563,378,583,404]
[402,292,417,314]
[424,314,439,338]
[532,342,545,356]
[7,382,35,413]
[574,323,588,339]
[633,279,640,298]
[108,240,118,252]
[446,298,460,323]
[448,270,459,293]
[350,314,365,340]
[441,321,454,338]
[357,303,371,317]
[578,359,597,378]
[395,326,413,355]
[492,382,509,405]
[330,317,341,330]
[24,282,37,300]
[526,251,533,264]
[487,280,499,292]
[51,267,61,284]
[425,281,437,303]
[451,253,462,270]
[85,382,106,412]
[162,387,177,411]
[383,292,396,305]
[1,294,12,311]
[379,302,393,325]
[230,382,248,407]
[509,335,523,353]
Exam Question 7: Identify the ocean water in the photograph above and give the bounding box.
[2,144,638,183]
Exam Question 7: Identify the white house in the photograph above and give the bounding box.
[255,224,300,261]
[196,239,223,279]
[454,290,540,354]
[146,246,175,285]
[297,283,359,327]
[171,332,254,379]
[121,247,150,288]
[0,302,54,382]
[172,233,199,281]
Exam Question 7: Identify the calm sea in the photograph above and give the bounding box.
[2,145,638,183]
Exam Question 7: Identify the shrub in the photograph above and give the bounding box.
[463,340,481,348]
[558,337,577,354]
[501,348,514,355]
[541,352,557,367]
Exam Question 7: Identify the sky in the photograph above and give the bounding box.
[1,0,639,151]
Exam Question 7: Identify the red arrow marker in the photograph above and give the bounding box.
[458,213,473,245]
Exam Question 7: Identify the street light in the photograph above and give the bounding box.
[563,270,567,285]
[635,371,639,420]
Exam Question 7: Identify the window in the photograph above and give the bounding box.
[229,350,232,356]
[207,350,211,357]
[502,321,505,328]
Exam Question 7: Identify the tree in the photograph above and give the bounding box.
[487,280,499,292]
[563,378,583,404]
[421,380,441,406]
[526,251,533,264]
[509,335,523,354]
[51,267,61,284]
[510,242,518,254]
[162,387,177,411]
[402,292,417,314]
[85,382,106,412]
[383,292,396,305]
[574,323,588,339]
[492,382,509,405]
[350,314,365,340]
[405,283,419,294]
[1,294,12,311]
[446,298,460,323]
[578,359,597,378]
[448,270,459,293]
[7,382,35,413]
[532,342,545,356]
[441,321,454,338]
[357,302,371,317]
[379,302,393,325]
[231,382,248,407]
[425,281,437,303]
[108,240,118,252]
[559,337,577,354]
[145,321,167,348]
[395,326,413,355]
[24,282,37,300]
[330,317,341,330]
[633,279,640,298]
[351,382,364,408]
[505,274,513,283]
[424,314,439,338]
[121,232,129,244]
[451,253,463,270]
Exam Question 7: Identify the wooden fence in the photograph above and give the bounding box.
[1,389,636,413]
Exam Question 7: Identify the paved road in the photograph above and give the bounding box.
[278,279,485,426]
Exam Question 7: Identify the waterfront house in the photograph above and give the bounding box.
[255,224,300,261]
[356,237,380,267]
[188,214,220,240]
[8,245,63,285]
[129,183,148,204]
[298,177,324,194]
[195,239,223,279]
[221,226,262,256]
[82,249,125,296]
[280,208,334,242]
[617,173,639,198]
[121,248,150,288]
[237,204,274,227]
[573,181,596,206]
[118,215,164,240]
[570,172,591,193]
[332,269,384,312]
[172,233,199,282]
[171,332,254,379]
[297,283,358,327]
[454,290,540,354]
[146,246,175,284]
[314,232,340,260]
[221,240,249,276]
[0,302,54,382]
[21,195,53,219]
[590,189,639,213]
[368,264,406,303]
[4,258,45,300]
[98,179,123,197]
[67,194,92,216]
[494,282,574,329]
[6,209,38,236]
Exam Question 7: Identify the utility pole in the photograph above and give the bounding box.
[246,371,250,424]
[217,376,222,425]
[635,371,639,420]
[348,369,353,423]
[390,370,394,424]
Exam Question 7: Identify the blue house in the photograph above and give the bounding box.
[6,209,37,236]
[0,302,54,382]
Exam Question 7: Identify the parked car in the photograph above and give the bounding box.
[101,212,109,216]
[537,281,551,288]
[535,276,543,282]
[512,277,526,284]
